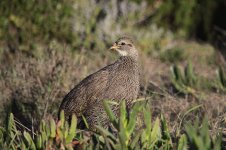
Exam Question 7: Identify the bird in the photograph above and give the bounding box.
[58,37,140,130]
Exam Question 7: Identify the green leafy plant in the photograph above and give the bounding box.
[0,103,224,149]
[95,100,173,150]
[170,62,197,96]
[215,67,226,92]
[185,118,222,150]
[0,112,78,150]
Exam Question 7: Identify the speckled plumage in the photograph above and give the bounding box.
[59,37,139,130]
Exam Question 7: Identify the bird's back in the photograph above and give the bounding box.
[59,64,111,119]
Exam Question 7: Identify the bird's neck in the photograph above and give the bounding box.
[119,56,138,63]
[117,56,139,71]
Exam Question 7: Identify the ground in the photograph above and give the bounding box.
[0,37,225,137]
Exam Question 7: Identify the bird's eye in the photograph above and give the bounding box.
[121,42,126,45]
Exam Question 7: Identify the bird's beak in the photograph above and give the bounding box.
[109,43,119,51]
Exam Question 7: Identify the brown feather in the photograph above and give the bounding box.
[58,37,139,130]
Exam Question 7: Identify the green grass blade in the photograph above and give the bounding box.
[127,103,142,135]
[66,114,77,143]
[23,131,36,150]
[50,118,56,138]
[103,100,118,128]
[178,134,187,150]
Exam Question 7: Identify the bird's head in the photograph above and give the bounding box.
[109,37,138,60]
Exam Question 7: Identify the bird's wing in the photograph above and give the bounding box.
[59,65,112,118]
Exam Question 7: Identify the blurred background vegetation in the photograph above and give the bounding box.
[0,0,225,53]
[0,0,226,149]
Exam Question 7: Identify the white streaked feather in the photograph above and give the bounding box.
[117,49,128,56]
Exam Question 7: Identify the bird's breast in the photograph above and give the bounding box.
[105,68,139,101]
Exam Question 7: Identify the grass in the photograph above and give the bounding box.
[0,33,226,149]
[0,101,223,149]
[0,1,226,149]
[1,37,226,148]
[0,39,226,149]
[160,48,186,63]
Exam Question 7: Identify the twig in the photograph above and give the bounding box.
[14,117,37,136]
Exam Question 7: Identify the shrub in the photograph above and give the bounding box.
[0,0,74,51]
